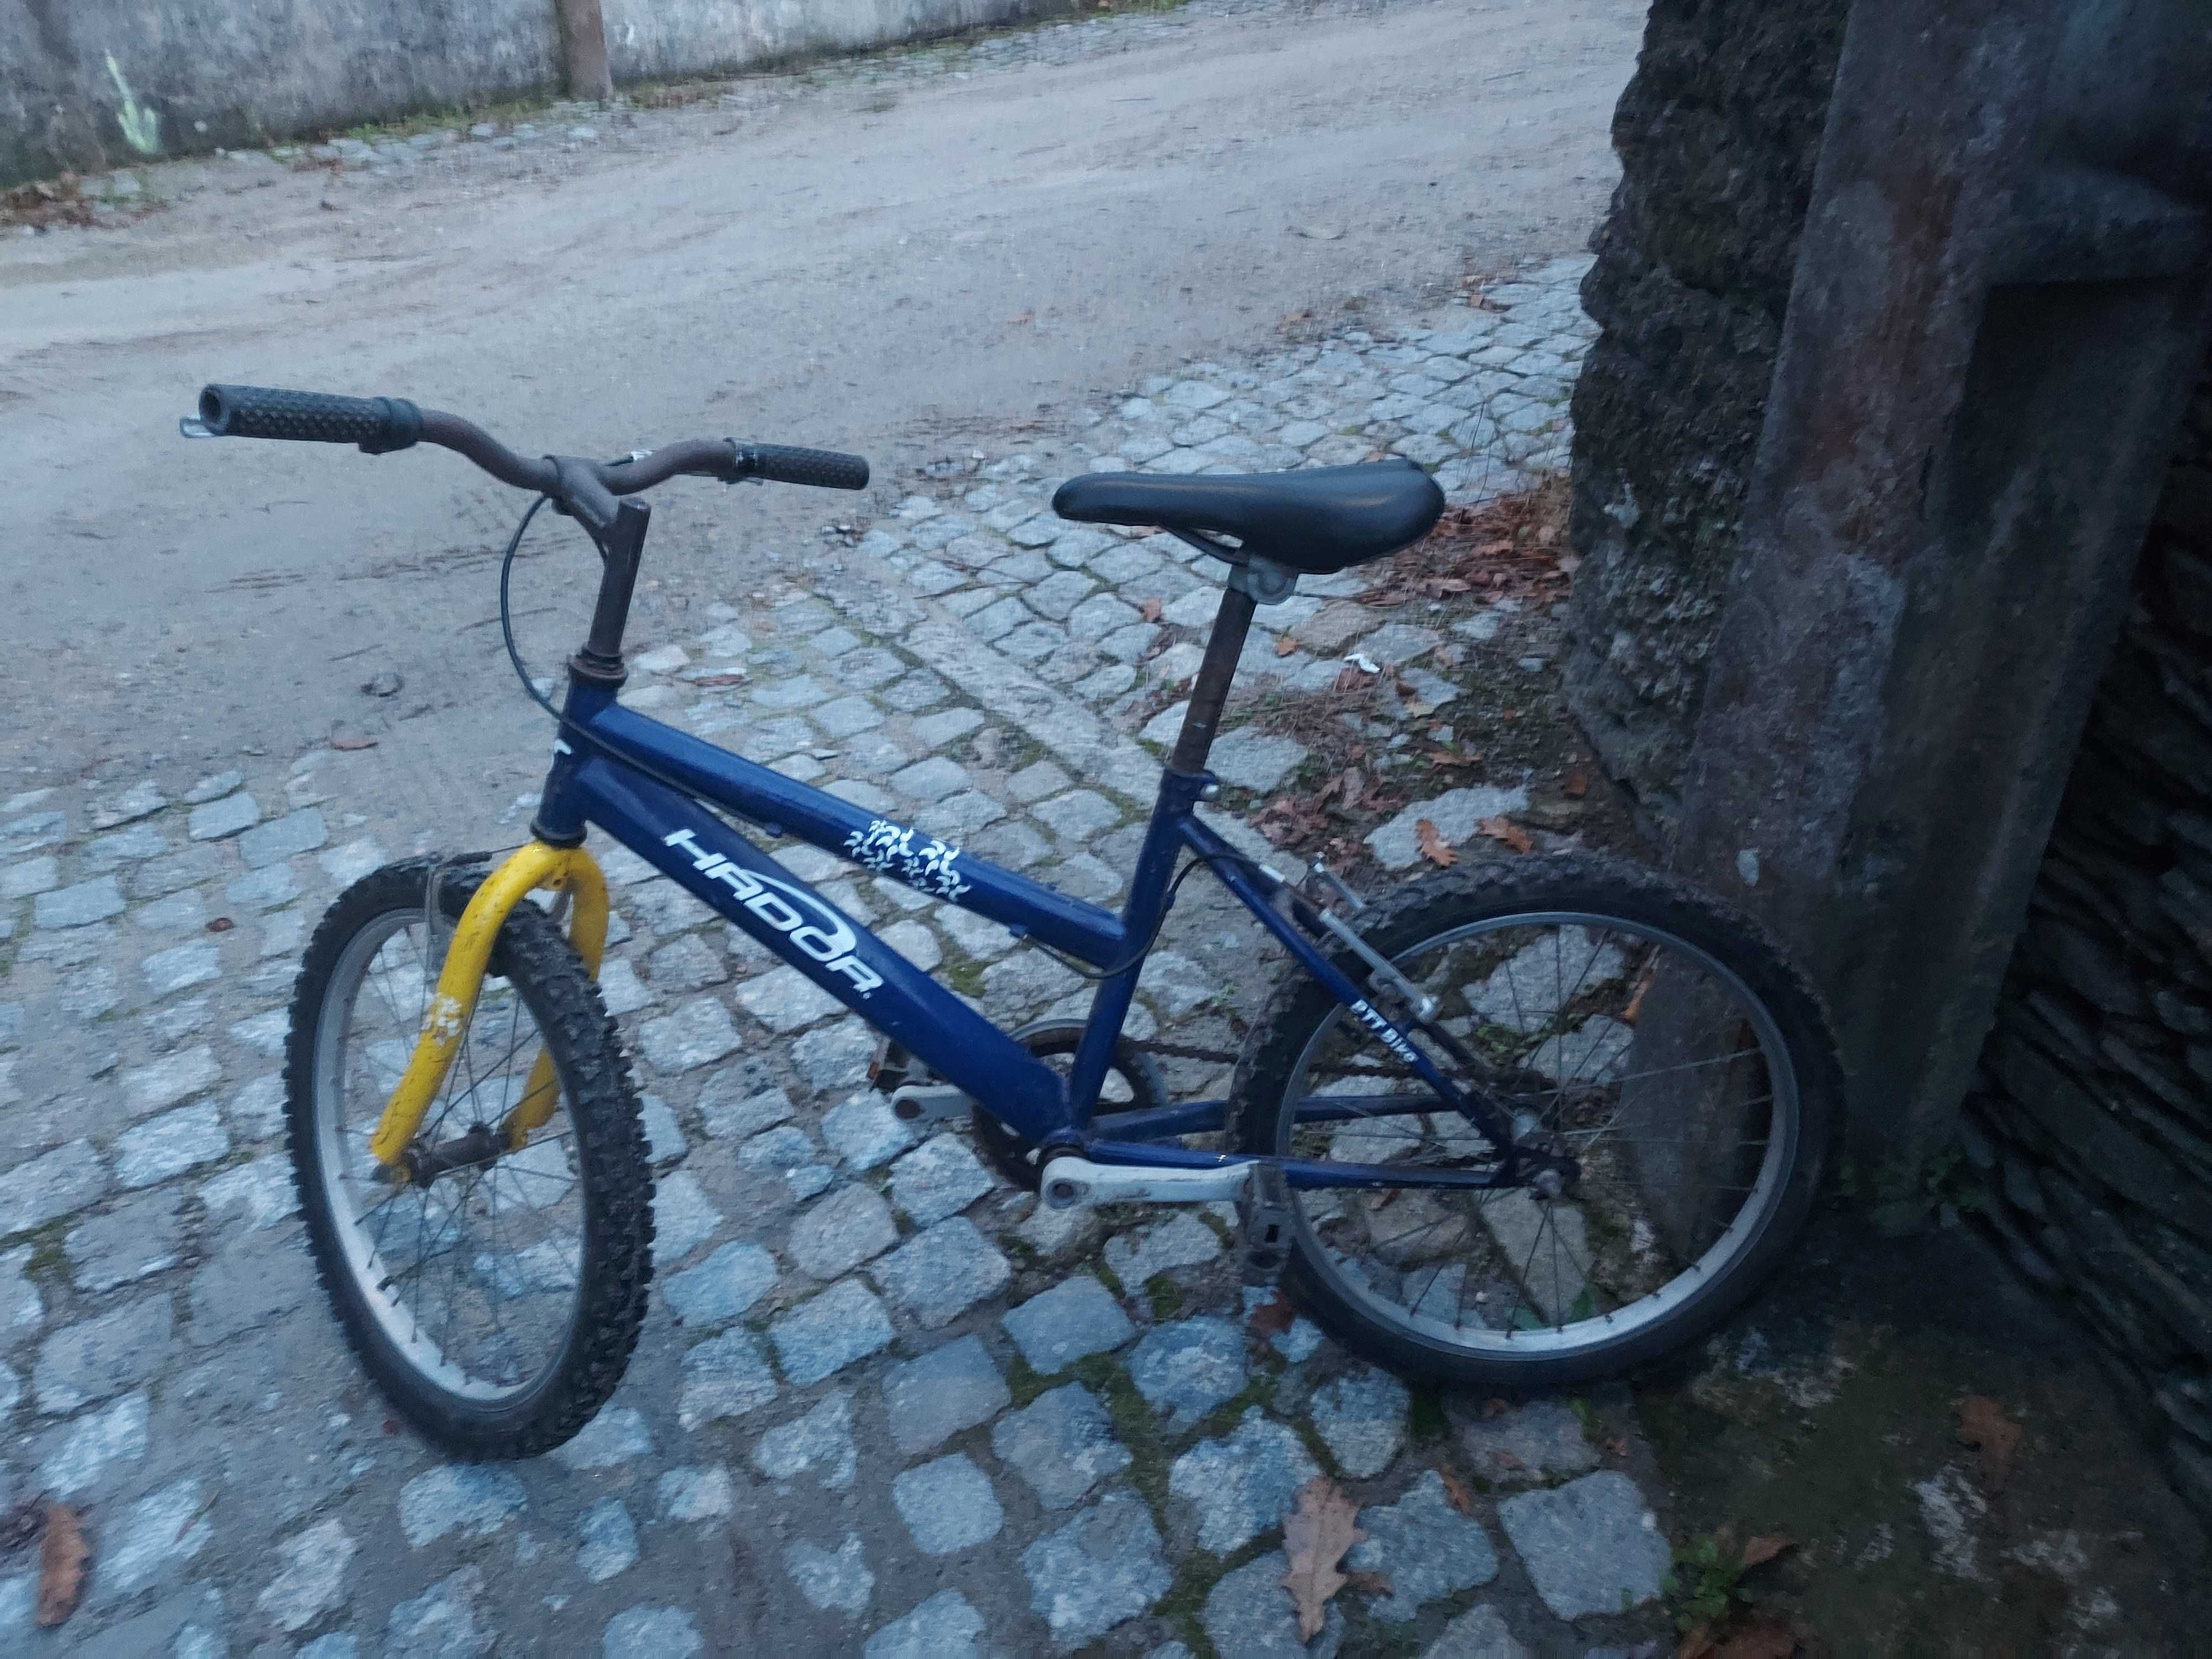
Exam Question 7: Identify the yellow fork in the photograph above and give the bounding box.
[367,841,609,1174]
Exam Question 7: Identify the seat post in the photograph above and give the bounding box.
[1168,582,1259,776]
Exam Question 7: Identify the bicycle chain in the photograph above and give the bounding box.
[1125,1036,1416,1081]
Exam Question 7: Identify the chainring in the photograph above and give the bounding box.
[973,1019,1172,1191]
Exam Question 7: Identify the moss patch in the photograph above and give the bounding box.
[1406,1383,1449,1445]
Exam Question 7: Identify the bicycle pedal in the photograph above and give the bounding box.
[1235,1162,1293,1287]
[889,1082,972,1125]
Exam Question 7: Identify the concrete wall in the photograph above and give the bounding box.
[1575,0,2212,1525]
[1,0,1074,188]
[1,0,559,186]
[602,0,1068,83]
[1560,0,1850,838]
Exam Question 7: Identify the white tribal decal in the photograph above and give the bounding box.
[844,819,971,902]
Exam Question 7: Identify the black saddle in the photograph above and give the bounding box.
[1052,458,1446,576]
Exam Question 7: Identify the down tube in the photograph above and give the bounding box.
[570,756,1067,1140]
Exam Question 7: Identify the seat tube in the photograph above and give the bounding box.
[1062,773,1207,1127]
[1168,585,1258,775]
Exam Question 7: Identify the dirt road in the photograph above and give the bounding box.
[1,0,1639,810]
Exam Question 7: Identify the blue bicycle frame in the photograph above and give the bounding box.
[531,674,1524,1195]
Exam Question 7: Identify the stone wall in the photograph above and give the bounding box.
[1560,0,1849,837]
[1966,356,2212,1516]
[1,0,1076,188]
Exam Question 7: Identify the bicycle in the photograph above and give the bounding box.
[185,382,1841,1460]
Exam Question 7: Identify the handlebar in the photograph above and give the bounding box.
[190,385,871,526]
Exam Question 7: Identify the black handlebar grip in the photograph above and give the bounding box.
[198,385,422,454]
[739,442,870,491]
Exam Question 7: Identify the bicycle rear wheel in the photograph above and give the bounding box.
[285,860,654,1458]
[1233,853,1838,1390]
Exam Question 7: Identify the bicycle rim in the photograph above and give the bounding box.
[1274,910,1801,1361]
[310,909,587,1402]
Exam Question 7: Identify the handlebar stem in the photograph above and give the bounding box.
[573,497,651,686]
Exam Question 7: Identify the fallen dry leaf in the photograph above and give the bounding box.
[1275,633,1298,657]
[1479,1397,1510,1420]
[1563,768,1589,798]
[1621,969,1654,1025]
[1740,1533,1794,1569]
[1957,1395,2022,1493]
[330,732,378,751]
[205,916,236,935]
[1139,597,1164,624]
[1280,1476,1364,1640]
[1712,1613,1798,1659]
[1438,1469,1478,1517]
[1414,818,1457,869]
[1478,816,1534,854]
[1248,1293,1296,1338]
[36,1503,87,1628]
[689,672,747,688]
[1601,1435,1629,1458]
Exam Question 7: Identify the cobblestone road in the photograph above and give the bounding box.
[0,259,1680,1656]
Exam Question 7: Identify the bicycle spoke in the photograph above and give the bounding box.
[309,898,595,1406]
[1277,907,1804,1361]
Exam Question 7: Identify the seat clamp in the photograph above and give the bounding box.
[1226,556,1299,607]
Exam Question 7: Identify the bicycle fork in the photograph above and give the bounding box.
[368,841,611,1177]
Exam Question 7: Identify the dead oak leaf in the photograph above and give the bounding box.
[1274,633,1298,657]
[1478,816,1534,854]
[36,1503,88,1627]
[1621,969,1655,1025]
[1740,1533,1794,1569]
[1248,1292,1296,1338]
[1438,1469,1478,1517]
[1280,1475,1365,1640]
[1563,768,1589,798]
[1139,597,1164,624]
[1711,1613,1799,1659]
[1414,818,1457,869]
[1957,1395,2022,1493]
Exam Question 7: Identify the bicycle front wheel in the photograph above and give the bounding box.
[1233,853,1838,1391]
[285,860,654,1458]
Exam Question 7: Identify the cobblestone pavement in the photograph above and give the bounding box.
[0,262,1679,1657]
